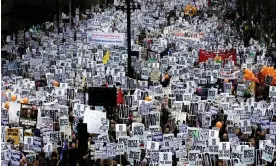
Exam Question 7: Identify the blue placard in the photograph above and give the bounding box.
[152,132,163,142]
[33,136,42,152]
[1,108,9,126]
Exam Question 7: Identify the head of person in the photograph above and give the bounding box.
[250,138,256,146]
[71,142,76,149]
[51,151,57,159]
[14,145,20,151]
[20,156,27,166]
[235,128,241,136]
[110,120,116,131]
[95,158,101,166]
[112,156,120,166]
[19,143,24,151]
[167,118,172,124]
[240,134,246,140]
[218,160,224,166]
[72,133,76,140]
[38,152,45,160]
[112,160,117,166]
[142,158,147,166]
[164,125,170,134]
[256,128,262,135]
[223,133,228,141]
[26,109,32,118]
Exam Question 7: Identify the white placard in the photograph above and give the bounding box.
[159,152,172,166]
[83,110,106,134]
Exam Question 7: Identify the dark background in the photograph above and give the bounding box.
[1,0,108,35]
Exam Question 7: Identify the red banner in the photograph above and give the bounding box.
[198,49,237,64]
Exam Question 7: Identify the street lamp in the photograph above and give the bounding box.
[116,0,141,78]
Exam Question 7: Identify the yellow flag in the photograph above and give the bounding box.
[102,50,110,64]
[248,81,255,95]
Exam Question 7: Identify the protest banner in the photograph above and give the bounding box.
[172,30,204,40]
[198,49,237,64]
[87,32,125,46]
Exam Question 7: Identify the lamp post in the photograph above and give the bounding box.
[69,0,72,27]
[57,0,60,33]
[126,0,133,78]
[116,0,140,77]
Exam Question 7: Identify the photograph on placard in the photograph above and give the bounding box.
[19,104,38,128]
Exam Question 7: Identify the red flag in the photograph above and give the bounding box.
[117,88,124,104]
